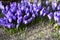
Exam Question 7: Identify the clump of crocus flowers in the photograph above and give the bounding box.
[0,0,60,29]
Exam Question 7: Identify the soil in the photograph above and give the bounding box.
[0,22,57,40]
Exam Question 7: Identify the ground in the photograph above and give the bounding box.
[0,20,59,40]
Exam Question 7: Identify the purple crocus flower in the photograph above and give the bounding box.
[2,10,7,14]
[0,17,8,25]
[54,11,60,16]
[47,12,53,20]
[40,7,47,16]
[10,7,16,13]
[17,16,22,24]
[43,9,49,16]
[33,7,37,12]
[37,2,42,10]
[1,0,60,28]
[33,3,37,11]
[16,10,22,17]
[54,11,60,22]
[56,11,60,16]
[0,2,4,10]
[40,7,45,16]
[10,2,17,8]
[52,1,57,10]
[23,14,29,20]
[16,16,22,28]
[6,24,11,28]
[8,17,12,23]
[43,12,46,16]
[54,11,57,16]
[27,13,35,23]
[54,16,60,21]
[5,23,15,28]
[0,17,14,28]
[7,10,12,16]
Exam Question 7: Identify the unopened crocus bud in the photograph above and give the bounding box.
[2,10,7,14]
[27,17,33,23]
[25,8,29,13]
[23,20,28,24]
[57,4,60,10]
[17,3,21,10]
[46,0,49,6]
[47,6,50,11]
